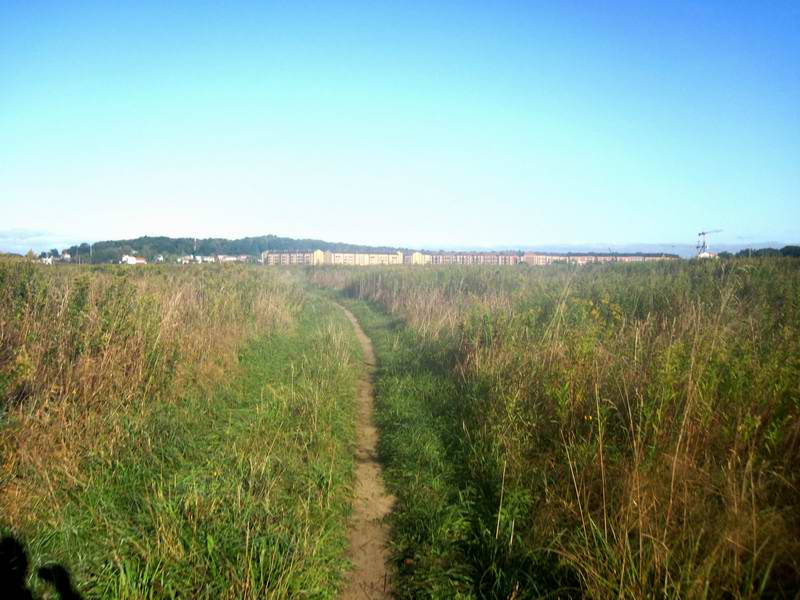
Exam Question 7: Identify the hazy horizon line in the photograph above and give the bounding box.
[1,229,797,258]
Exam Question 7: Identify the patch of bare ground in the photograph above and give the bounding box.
[339,305,394,599]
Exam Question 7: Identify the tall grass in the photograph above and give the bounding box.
[312,259,800,598]
[1,263,300,521]
[1,263,362,597]
[1,262,300,412]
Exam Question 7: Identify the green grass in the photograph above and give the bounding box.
[340,297,577,599]
[10,292,362,598]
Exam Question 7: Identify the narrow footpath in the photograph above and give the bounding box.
[339,305,395,599]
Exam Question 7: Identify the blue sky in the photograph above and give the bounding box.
[1,1,798,252]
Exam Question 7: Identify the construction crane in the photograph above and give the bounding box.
[696,229,722,256]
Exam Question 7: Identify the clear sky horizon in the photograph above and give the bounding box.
[2,1,798,253]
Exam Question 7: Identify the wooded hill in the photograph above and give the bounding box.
[62,235,407,263]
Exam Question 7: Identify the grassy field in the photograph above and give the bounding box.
[3,258,798,598]
[311,258,800,599]
[1,262,362,598]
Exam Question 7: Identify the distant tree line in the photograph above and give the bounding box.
[48,235,408,263]
[718,246,800,259]
[29,238,800,264]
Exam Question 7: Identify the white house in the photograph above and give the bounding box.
[121,255,147,265]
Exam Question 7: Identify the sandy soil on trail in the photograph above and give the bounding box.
[340,306,395,599]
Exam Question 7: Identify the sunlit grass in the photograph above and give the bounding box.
[313,258,800,598]
[1,263,362,597]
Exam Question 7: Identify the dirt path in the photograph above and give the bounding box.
[340,305,395,599]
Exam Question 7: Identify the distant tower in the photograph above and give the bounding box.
[696,229,722,258]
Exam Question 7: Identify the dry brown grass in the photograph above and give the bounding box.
[0,262,302,529]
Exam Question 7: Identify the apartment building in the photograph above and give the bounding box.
[523,252,677,266]
[262,251,315,265]
[261,250,402,266]
[405,251,433,265]
[428,252,521,265]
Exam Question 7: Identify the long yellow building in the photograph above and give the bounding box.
[261,250,404,266]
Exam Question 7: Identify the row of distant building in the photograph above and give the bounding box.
[39,252,253,265]
[38,250,87,265]
[176,254,250,264]
[38,249,680,267]
[260,250,679,266]
[123,254,252,265]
